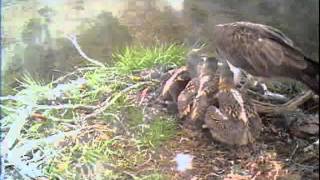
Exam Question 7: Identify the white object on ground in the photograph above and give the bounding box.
[174,153,194,172]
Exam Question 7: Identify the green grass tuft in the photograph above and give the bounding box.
[139,173,169,180]
[114,44,187,74]
[46,138,120,179]
[138,116,177,149]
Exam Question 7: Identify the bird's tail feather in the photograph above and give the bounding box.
[298,57,319,94]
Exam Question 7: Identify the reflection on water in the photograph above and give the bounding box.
[2,0,319,95]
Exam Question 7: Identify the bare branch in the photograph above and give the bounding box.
[52,67,98,84]
[65,34,105,67]
[35,104,97,110]
[80,81,152,122]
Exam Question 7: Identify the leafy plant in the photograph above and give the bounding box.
[1,44,180,179]
[114,44,187,74]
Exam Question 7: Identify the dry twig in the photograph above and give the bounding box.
[80,81,152,123]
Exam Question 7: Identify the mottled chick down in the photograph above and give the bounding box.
[178,52,220,123]
[177,78,199,119]
[189,57,220,124]
[177,49,205,119]
[159,66,190,103]
[204,63,263,145]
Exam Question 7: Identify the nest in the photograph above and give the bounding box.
[158,62,261,145]
[157,57,318,146]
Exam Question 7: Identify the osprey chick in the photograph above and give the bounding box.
[204,63,262,145]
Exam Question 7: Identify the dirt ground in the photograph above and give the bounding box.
[133,75,319,180]
[137,117,319,180]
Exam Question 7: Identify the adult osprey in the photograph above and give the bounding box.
[213,21,319,94]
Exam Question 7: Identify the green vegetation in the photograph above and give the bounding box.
[114,44,187,74]
[140,173,170,180]
[138,117,177,149]
[1,44,186,179]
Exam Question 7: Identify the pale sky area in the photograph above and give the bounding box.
[167,0,184,11]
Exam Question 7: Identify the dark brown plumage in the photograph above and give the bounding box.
[178,78,199,119]
[214,21,319,94]
[204,63,262,145]
[159,66,190,103]
[179,52,220,127]
[189,57,220,122]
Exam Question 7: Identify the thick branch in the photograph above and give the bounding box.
[253,90,314,114]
